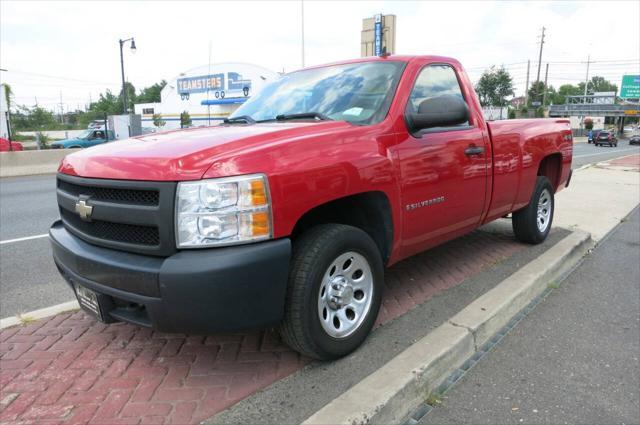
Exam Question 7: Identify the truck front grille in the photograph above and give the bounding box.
[57,180,159,206]
[60,209,160,246]
[56,174,177,256]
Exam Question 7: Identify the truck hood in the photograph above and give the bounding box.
[59,121,354,181]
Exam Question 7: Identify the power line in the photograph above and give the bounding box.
[7,69,119,85]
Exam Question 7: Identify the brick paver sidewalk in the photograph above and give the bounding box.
[606,153,640,169]
[0,230,522,424]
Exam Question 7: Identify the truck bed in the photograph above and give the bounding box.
[484,118,572,223]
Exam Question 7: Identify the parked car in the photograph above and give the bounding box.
[50,129,115,149]
[50,55,573,360]
[0,137,23,151]
[594,130,617,147]
[629,134,640,145]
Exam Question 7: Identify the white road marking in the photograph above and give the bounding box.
[574,147,639,159]
[0,234,49,245]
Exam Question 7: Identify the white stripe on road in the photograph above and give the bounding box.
[574,147,639,159]
[0,234,49,245]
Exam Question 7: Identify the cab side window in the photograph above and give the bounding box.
[407,64,469,127]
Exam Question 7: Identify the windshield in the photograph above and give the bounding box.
[229,61,405,125]
[77,130,93,139]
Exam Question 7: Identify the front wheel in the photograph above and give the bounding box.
[279,224,383,360]
[512,176,554,244]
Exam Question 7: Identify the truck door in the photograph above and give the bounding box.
[394,64,489,257]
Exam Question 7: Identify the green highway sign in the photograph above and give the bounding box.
[620,75,640,99]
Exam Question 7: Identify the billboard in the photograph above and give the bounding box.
[620,75,640,99]
[176,71,253,101]
[374,14,382,56]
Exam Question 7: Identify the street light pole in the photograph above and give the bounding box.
[118,37,136,114]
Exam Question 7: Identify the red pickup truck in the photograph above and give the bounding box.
[51,55,572,360]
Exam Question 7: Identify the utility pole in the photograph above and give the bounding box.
[536,27,545,102]
[524,60,530,107]
[58,91,64,123]
[542,63,549,107]
[301,0,305,68]
[583,54,591,101]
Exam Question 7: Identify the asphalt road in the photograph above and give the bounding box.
[571,137,640,169]
[0,140,638,319]
[425,207,640,424]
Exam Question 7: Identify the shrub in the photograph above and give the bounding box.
[36,132,50,149]
[584,118,594,130]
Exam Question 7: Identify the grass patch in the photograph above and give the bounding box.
[548,281,560,289]
[426,392,443,407]
[17,314,36,325]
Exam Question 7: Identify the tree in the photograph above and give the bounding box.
[584,117,594,130]
[120,82,137,113]
[583,76,618,94]
[11,105,58,131]
[527,81,557,106]
[3,84,13,111]
[152,113,165,129]
[551,84,582,105]
[137,80,166,104]
[475,66,514,107]
[180,111,192,128]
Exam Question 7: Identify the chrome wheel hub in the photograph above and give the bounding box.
[318,251,374,339]
[537,188,552,233]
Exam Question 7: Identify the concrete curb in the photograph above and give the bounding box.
[0,149,79,178]
[0,300,79,330]
[303,230,592,425]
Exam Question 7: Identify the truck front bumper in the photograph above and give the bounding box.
[50,221,291,333]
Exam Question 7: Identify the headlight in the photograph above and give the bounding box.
[175,174,272,248]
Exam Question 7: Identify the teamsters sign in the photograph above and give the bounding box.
[177,72,252,95]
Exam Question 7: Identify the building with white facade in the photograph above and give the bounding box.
[134,63,279,130]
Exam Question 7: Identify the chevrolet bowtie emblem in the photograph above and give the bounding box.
[75,198,93,221]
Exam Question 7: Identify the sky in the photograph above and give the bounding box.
[1,0,639,112]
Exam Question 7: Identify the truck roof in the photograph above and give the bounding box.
[289,54,463,73]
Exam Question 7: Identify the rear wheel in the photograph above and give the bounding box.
[279,224,383,360]
[512,176,554,244]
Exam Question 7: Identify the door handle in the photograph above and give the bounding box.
[464,145,484,156]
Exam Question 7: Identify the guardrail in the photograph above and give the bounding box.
[0,149,80,178]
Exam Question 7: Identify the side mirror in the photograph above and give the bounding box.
[406,95,469,133]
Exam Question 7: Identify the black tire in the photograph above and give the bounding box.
[512,176,554,244]
[279,224,384,360]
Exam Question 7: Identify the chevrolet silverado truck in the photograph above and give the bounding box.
[50,55,572,360]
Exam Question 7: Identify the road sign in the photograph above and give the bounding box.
[532,101,542,107]
[620,75,640,99]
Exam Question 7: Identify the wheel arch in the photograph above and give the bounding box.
[290,191,394,265]
[537,153,563,191]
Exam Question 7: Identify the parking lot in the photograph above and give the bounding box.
[0,147,638,424]
[2,138,638,320]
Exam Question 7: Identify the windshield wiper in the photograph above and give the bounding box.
[274,112,333,122]
[223,115,256,124]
